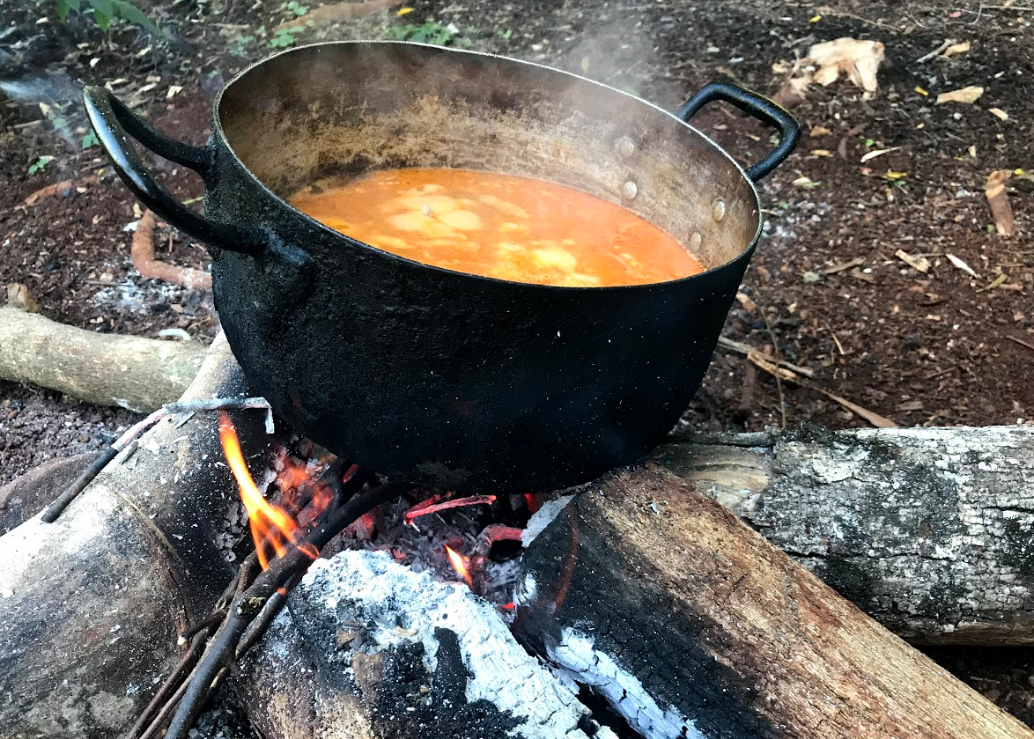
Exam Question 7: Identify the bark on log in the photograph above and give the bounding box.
[0,304,207,411]
[0,333,266,739]
[233,550,617,739]
[514,465,1034,739]
[650,426,1034,645]
[0,452,93,534]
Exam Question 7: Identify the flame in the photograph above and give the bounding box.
[444,545,473,588]
[219,411,318,569]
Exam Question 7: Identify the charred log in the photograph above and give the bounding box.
[0,333,268,739]
[233,550,618,739]
[652,426,1034,644]
[515,465,1034,739]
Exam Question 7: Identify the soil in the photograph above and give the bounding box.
[2,0,1033,730]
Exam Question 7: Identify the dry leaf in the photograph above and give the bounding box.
[807,38,885,93]
[990,107,1009,121]
[812,149,833,157]
[895,250,930,273]
[944,41,971,57]
[810,125,832,137]
[735,292,757,312]
[860,146,901,163]
[946,253,977,277]
[167,85,183,99]
[936,86,984,104]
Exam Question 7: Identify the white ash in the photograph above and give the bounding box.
[299,550,616,739]
[549,628,706,739]
[522,496,574,546]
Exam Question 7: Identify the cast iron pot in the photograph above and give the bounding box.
[84,41,799,493]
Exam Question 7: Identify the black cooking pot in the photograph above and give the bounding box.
[84,42,799,493]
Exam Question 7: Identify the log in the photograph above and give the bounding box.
[0,333,269,739]
[233,549,618,739]
[650,426,1034,645]
[0,452,93,534]
[514,465,1034,739]
[0,301,207,412]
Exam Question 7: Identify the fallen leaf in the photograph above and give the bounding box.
[802,271,822,283]
[810,125,832,137]
[735,292,757,312]
[167,85,183,99]
[396,5,413,14]
[807,38,885,93]
[896,400,924,412]
[990,107,1009,121]
[884,170,908,181]
[812,149,833,157]
[944,41,971,57]
[915,86,929,96]
[860,146,901,163]
[896,250,930,273]
[946,253,977,277]
[792,176,821,189]
[936,86,984,104]
[978,273,1009,293]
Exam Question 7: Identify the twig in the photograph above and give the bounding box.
[162,480,412,739]
[1006,335,1034,353]
[404,494,497,523]
[915,38,955,63]
[129,630,209,739]
[178,610,227,643]
[718,336,815,377]
[761,314,787,430]
[41,397,272,522]
[235,571,300,659]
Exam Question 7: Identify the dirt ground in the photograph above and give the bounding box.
[2,0,1033,729]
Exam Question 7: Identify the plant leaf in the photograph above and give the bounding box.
[110,0,162,34]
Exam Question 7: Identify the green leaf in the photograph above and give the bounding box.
[90,0,114,19]
[93,9,111,30]
[56,0,71,21]
[28,155,55,174]
[81,131,100,149]
[110,0,163,35]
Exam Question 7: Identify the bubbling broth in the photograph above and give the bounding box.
[289,168,706,287]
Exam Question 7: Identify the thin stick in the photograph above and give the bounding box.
[404,494,497,523]
[41,397,271,522]
[1006,335,1034,353]
[163,480,412,739]
[762,315,787,430]
[136,668,192,739]
[235,572,301,659]
[128,630,208,739]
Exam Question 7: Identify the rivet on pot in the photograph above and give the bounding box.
[688,232,702,252]
[615,136,636,158]
[712,199,727,222]
[621,180,638,200]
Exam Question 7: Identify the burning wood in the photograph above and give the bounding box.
[232,549,618,739]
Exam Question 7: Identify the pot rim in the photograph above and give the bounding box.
[212,40,764,292]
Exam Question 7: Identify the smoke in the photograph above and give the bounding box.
[0,69,87,149]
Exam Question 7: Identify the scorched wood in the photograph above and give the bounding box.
[651,426,1034,644]
[0,333,268,739]
[515,465,1034,739]
[232,550,619,739]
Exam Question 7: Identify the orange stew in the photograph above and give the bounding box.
[289,168,705,287]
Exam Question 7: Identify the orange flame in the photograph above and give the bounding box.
[219,411,318,569]
[444,545,473,588]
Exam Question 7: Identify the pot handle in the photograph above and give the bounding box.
[83,86,268,259]
[676,82,800,182]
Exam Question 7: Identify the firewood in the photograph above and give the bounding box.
[0,452,93,534]
[232,550,619,739]
[0,334,271,739]
[515,465,1034,739]
[0,296,206,411]
[651,426,1034,645]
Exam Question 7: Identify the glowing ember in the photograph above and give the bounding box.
[444,544,474,588]
[219,411,318,569]
[405,494,497,524]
